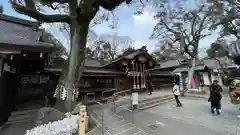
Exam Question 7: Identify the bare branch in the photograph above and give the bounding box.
[98,0,131,11]
[47,3,61,10]
[162,21,178,34]
[190,5,204,36]
[11,0,70,23]
[225,0,240,9]
[139,0,144,6]
[229,21,240,38]
[196,14,208,36]
[190,14,197,37]
[168,36,175,42]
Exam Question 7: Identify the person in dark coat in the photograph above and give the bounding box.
[147,73,153,95]
[209,80,222,115]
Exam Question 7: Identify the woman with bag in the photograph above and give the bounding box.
[173,82,182,107]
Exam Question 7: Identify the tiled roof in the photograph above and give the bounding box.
[172,65,206,73]
[156,59,183,69]
[46,58,102,69]
[0,14,52,49]
[85,59,101,67]
[84,67,124,74]
[0,14,39,28]
[103,49,156,69]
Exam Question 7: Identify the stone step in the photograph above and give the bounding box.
[138,98,175,111]
[6,118,33,125]
[138,96,174,108]
[6,109,37,125]
[8,113,34,122]
[11,109,38,116]
[126,95,174,111]
[139,94,172,103]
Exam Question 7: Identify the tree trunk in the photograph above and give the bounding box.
[55,21,89,112]
[188,57,196,91]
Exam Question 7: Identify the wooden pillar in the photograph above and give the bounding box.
[140,64,143,88]
[132,63,136,89]
[142,64,146,88]
[136,63,140,89]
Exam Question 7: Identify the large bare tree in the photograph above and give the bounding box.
[207,0,240,39]
[10,0,132,112]
[206,0,240,66]
[150,1,213,90]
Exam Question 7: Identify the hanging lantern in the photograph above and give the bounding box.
[138,55,147,63]
[40,52,43,58]
[121,59,128,66]
[149,60,153,67]
[10,55,13,60]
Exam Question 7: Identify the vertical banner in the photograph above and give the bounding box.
[179,73,183,90]
[188,58,196,90]
[175,73,183,90]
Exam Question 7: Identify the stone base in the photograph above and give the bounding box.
[133,104,138,110]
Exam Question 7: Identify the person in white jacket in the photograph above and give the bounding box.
[173,83,182,107]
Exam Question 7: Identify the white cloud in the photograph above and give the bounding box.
[131,8,157,52]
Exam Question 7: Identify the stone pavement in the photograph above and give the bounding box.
[115,97,240,135]
[89,103,149,135]
[88,90,221,135]
[0,90,230,135]
[0,109,38,135]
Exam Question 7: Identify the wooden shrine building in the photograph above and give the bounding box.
[0,14,56,126]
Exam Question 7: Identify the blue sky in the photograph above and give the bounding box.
[1,0,218,55]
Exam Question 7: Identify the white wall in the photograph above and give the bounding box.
[202,73,210,85]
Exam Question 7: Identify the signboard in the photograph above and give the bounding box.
[132,93,138,105]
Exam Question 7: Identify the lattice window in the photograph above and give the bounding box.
[20,75,39,84]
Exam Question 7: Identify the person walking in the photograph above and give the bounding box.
[173,83,182,107]
[209,80,222,115]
